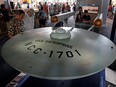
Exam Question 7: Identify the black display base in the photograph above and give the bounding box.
[17,70,106,87]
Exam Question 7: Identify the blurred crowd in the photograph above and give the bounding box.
[0,1,106,38]
[108,4,116,19]
[0,2,77,38]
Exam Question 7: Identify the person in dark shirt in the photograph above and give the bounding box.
[75,6,83,23]
[82,10,91,24]
[38,6,46,27]
[73,3,76,12]
[0,4,10,22]
[75,13,83,23]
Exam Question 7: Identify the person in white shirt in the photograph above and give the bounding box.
[23,8,34,31]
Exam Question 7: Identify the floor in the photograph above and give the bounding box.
[0,15,116,87]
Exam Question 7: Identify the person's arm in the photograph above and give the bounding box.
[8,25,14,38]
[8,19,15,38]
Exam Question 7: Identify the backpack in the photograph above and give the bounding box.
[38,11,46,20]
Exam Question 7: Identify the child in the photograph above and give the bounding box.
[82,10,91,24]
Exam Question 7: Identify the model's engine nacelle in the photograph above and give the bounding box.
[51,11,75,23]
